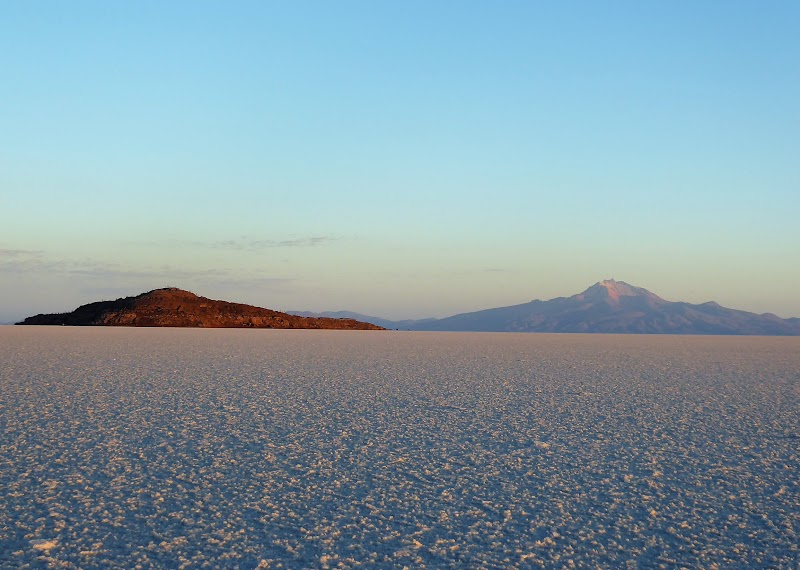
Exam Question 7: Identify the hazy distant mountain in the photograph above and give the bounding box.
[288,310,435,330]
[18,288,384,330]
[407,280,800,335]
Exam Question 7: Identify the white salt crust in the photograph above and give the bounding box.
[1,328,798,568]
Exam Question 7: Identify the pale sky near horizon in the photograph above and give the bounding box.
[2,1,798,322]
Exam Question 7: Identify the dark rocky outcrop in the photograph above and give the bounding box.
[17,288,384,330]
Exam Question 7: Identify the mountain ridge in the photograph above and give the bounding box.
[16,281,799,335]
[287,310,436,331]
[300,280,800,335]
[17,288,384,330]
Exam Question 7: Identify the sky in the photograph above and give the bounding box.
[1,1,798,322]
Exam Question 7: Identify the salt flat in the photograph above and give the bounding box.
[1,328,798,569]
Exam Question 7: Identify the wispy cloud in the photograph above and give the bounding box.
[245,236,334,249]
[0,253,293,286]
[0,248,43,258]
[441,267,514,277]
[123,235,337,251]
[197,236,336,250]
[0,255,126,277]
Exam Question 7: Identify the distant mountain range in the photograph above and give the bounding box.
[287,310,438,331]
[292,280,800,335]
[15,281,799,335]
[17,288,383,330]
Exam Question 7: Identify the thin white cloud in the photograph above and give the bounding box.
[0,253,293,286]
[122,235,337,251]
[247,236,334,248]
[0,248,43,258]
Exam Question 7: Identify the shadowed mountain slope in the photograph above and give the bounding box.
[288,310,436,330]
[17,288,384,330]
[410,280,800,335]
[289,280,800,335]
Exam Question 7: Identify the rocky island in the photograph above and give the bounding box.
[16,288,384,330]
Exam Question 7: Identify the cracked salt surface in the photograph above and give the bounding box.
[1,328,798,569]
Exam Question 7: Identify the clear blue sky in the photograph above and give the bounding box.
[2,1,798,322]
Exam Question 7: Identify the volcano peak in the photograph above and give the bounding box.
[578,279,661,302]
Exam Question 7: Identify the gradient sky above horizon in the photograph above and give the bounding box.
[1,1,798,322]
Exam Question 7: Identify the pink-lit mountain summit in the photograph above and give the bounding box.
[578,279,661,302]
[294,280,800,335]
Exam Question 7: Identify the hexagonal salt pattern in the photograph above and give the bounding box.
[1,328,798,568]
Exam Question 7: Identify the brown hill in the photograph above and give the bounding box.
[16,288,384,330]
